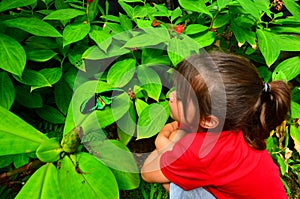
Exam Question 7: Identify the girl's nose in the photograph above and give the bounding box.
[169,91,176,103]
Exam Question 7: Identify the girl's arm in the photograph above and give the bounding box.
[141,122,186,183]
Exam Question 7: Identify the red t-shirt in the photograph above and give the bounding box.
[160,130,288,199]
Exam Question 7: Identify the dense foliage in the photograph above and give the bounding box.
[0,0,299,198]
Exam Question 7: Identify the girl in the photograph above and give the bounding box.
[141,51,290,198]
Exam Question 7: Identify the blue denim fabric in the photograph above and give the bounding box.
[170,183,216,199]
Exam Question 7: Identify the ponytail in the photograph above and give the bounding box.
[244,80,291,150]
[261,81,291,133]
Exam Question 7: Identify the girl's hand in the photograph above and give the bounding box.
[155,121,186,151]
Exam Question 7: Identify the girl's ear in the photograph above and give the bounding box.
[199,115,219,129]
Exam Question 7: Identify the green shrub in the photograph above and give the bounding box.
[0,0,299,198]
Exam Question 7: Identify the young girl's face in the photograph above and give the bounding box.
[169,90,198,129]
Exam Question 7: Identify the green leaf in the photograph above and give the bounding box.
[231,21,256,48]
[87,0,99,22]
[212,13,230,28]
[236,0,260,19]
[36,105,65,124]
[43,9,86,20]
[15,86,43,108]
[117,101,136,145]
[85,140,140,190]
[0,106,47,156]
[26,49,57,62]
[0,0,36,12]
[14,69,51,90]
[290,125,300,145]
[118,1,134,18]
[16,163,63,199]
[276,154,287,175]
[276,34,300,51]
[79,92,131,131]
[107,58,136,87]
[283,0,300,18]
[36,138,63,163]
[55,79,73,115]
[14,154,29,168]
[95,92,131,128]
[135,98,148,116]
[58,153,119,199]
[184,24,208,35]
[0,33,26,76]
[178,0,212,17]
[123,28,170,48]
[256,29,280,66]
[273,56,300,81]
[63,22,91,47]
[3,17,62,37]
[168,35,202,66]
[83,43,131,60]
[171,7,182,22]
[89,29,112,53]
[119,13,133,30]
[217,0,232,10]
[291,101,300,119]
[137,66,162,101]
[0,71,15,109]
[137,102,170,139]
[39,67,62,85]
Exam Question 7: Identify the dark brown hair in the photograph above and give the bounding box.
[174,51,291,150]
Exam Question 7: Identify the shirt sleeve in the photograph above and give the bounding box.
[160,133,212,190]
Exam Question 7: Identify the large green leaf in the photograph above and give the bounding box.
[0,71,15,109]
[291,101,300,119]
[15,86,43,108]
[0,33,26,77]
[36,105,66,124]
[0,0,36,12]
[58,153,119,199]
[276,34,300,51]
[83,44,131,60]
[290,125,300,145]
[185,24,208,35]
[137,102,170,139]
[107,58,136,87]
[43,9,86,21]
[217,0,232,10]
[231,21,256,48]
[89,29,112,53]
[3,17,62,37]
[85,140,140,190]
[14,69,51,91]
[55,79,73,115]
[283,0,300,18]
[235,0,261,19]
[63,22,91,47]
[137,66,162,101]
[0,106,47,156]
[256,29,280,66]
[39,67,62,85]
[123,28,170,48]
[16,163,62,199]
[178,0,212,17]
[168,35,202,66]
[272,56,300,81]
[117,101,136,145]
[26,49,57,62]
[94,92,131,128]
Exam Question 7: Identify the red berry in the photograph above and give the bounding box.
[175,24,184,34]
[87,0,94,2]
